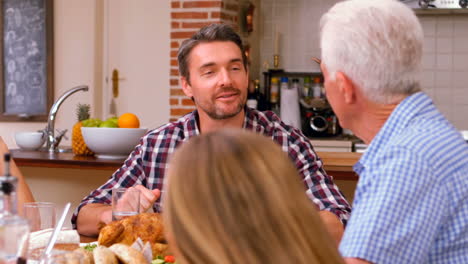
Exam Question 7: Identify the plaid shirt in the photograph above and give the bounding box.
[72,108,351,228]
[340,92,468,263]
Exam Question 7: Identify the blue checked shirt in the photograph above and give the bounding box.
[72,107,351,228]
[340,92,468,263]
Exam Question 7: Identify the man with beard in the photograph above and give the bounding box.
[73,24,351,242]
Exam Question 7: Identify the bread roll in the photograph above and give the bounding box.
[109,244,149,264]
[73,248,94,264]
[93,245,118,264]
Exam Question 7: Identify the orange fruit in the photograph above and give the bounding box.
[118,113,140,128]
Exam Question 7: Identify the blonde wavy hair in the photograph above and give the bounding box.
[163,129,343,264]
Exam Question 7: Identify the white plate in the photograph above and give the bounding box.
[27,242,99,263]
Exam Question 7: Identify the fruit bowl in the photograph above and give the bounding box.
[81,127,148,159]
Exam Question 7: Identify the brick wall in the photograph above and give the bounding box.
[169,0,240,121]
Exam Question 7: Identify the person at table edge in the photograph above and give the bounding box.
[319,0,468,263]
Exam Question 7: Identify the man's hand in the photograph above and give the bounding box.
[76,185,160,237]
[134,185,161,213]
[318,210,344,246]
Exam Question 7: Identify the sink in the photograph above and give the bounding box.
[57,148,72,153]
[36,147,72,153]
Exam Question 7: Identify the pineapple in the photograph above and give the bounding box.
[72,104,94,156]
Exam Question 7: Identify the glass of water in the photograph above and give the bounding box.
[22,202,56,232]
[0,215,29,264]
[112,188,140,221]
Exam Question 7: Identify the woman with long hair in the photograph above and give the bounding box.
[163,129,343,264]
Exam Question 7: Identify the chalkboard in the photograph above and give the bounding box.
[0,0,53,122]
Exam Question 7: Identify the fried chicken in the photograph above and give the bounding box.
[97,212,170,256]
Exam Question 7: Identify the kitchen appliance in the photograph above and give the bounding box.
[262,70,342,137]
[400,0,467,9]
[300,99,342,137]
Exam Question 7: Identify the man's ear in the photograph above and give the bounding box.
[181,77,193,97]
[336,72,356,104]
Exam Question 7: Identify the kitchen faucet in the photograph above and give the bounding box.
[46,85,89,153]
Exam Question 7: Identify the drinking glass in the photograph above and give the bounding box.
[0,215,30,264]
[112,188,140,221]
[23,202,56,232]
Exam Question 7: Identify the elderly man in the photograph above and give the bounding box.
[320,0,468,263]
[74,23,351,242]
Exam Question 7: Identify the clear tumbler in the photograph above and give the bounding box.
[0,215,30,264]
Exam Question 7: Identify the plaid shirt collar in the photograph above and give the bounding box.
[182,110,200,138]
[183,106,259,135]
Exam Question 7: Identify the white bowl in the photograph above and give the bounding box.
[15,132,46,151]
[81,127,148,159]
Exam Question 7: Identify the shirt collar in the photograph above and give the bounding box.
[183,110,201,138]
[357,92,433,170]
[183,107,253,136]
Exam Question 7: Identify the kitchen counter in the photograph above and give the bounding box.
[318,152,360,172]
[11,149,361,180]
[10,149,124,171]
[318,152,360,181]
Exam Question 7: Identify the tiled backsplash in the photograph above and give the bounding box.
[259,0,333,73]
[419,16,468,130]
[259,0,468,130]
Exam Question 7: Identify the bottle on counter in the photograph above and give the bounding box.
[247,80,259,109]
[0,154,30,264]
[270,77,279,105]
[270,77,280,113]
[1,154,17,217]
[280,77,289,91]
[312,77,323,99]
[247,79,269,111]
[303,76,311,99]
[254,80,268,111]
[291,78,301,98]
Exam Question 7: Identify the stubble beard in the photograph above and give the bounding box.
[211,100,245,120]
[196,88,246,120]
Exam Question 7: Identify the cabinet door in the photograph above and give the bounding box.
[103,0,170,129]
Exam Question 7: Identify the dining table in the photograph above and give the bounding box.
[80,235,98,243]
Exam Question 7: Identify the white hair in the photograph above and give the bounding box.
[320,0,423,104]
